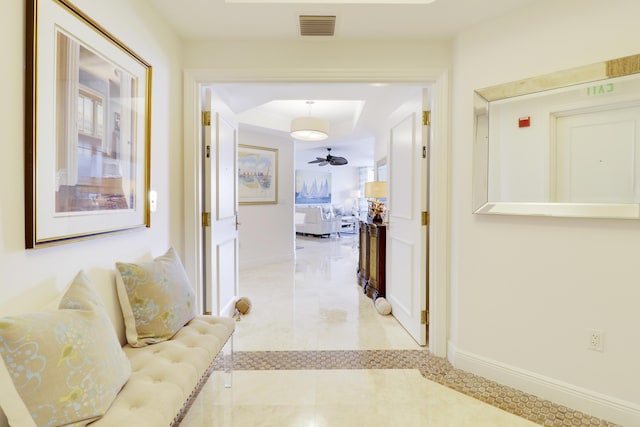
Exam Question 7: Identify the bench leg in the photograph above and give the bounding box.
[223,335,233,388]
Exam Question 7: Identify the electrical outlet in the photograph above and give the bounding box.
[587,329,603,352]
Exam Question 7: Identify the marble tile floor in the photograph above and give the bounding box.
[179,234,618,427]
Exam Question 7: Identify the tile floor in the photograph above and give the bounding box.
[179,234,617,427]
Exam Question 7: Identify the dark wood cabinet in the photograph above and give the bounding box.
[357,222,368,289]
[357,221,386,300]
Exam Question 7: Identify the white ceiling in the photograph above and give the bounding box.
[146,0,539,42]
[211,82,425,166]
[145,0,540,167]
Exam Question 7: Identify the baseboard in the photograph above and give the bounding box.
[447,341,640,427]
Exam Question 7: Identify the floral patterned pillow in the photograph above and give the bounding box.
[115,248,197,347]
[0,271,131,427]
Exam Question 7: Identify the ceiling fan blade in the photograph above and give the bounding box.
[310,148,347,166]
[329,156,348,165]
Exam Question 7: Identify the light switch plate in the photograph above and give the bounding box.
[149,190,157,213]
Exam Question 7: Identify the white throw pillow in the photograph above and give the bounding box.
[115,248,197,347]
[0,271,131,427]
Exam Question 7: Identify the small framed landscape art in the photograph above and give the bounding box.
[238,145,278,205]
[25,0,152,248]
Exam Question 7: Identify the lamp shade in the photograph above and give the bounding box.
[364,181,387,199]
[290,117,329,141]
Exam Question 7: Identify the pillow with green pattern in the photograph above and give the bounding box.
[0,271,130,427]
[115,248,197,347]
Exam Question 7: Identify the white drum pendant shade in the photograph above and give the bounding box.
[290,117,329,141]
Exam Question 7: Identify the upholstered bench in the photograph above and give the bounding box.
[89,315,234,426]
[0,248,234,427]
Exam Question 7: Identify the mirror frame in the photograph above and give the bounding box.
[473,54,640,219]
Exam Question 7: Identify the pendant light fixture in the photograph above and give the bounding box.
[290,101,329,141]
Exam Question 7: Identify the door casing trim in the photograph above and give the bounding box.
[183,67,451,357]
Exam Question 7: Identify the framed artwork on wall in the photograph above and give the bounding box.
[238,144,278,204]
[295,170,331,205]
[25,0,152,248]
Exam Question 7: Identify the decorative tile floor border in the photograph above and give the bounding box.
[213,350,620,427]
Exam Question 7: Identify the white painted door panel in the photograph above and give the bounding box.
[203,88,239,316]
[387,102,428,346]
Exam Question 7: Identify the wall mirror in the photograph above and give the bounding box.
[473,54,640,218]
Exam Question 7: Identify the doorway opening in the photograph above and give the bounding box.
[184,70,450,357]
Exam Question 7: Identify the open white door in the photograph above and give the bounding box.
[202,87,239,316]
[386,89,429,346]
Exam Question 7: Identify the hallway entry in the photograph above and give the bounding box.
[242,233,422,351]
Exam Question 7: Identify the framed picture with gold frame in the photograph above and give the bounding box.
[25,0,152,248]
[238,145,278,205]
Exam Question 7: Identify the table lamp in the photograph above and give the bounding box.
[364,181,387,223]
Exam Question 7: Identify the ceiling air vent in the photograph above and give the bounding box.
[299,15,336,37]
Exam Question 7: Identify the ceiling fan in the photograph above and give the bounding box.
[308,148,348,166]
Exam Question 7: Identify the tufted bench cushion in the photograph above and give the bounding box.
[88,315,235,426]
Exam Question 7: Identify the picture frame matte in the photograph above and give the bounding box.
[25,0,152,248]
[238,145,278,205]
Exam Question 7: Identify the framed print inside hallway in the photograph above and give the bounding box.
[25,0,152,248]
[238,145,278,204]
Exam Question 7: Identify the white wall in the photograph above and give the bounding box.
[0,0,183,317]
[450,0,640,424]
[184,40,451,72]
[238,129,295,268]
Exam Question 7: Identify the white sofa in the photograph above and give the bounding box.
[0,249,235,427]
[295,205,341,237]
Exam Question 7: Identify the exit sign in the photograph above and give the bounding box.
[587,83,614,96]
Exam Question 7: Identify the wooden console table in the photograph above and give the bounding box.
[357,221,386,300]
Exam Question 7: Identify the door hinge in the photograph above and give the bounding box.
[422,110,431,126]
[422,211,429,226]
[421,310,429,325]
[202,111,211,126]
[202,212,211,227]
[422,145,427,159]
